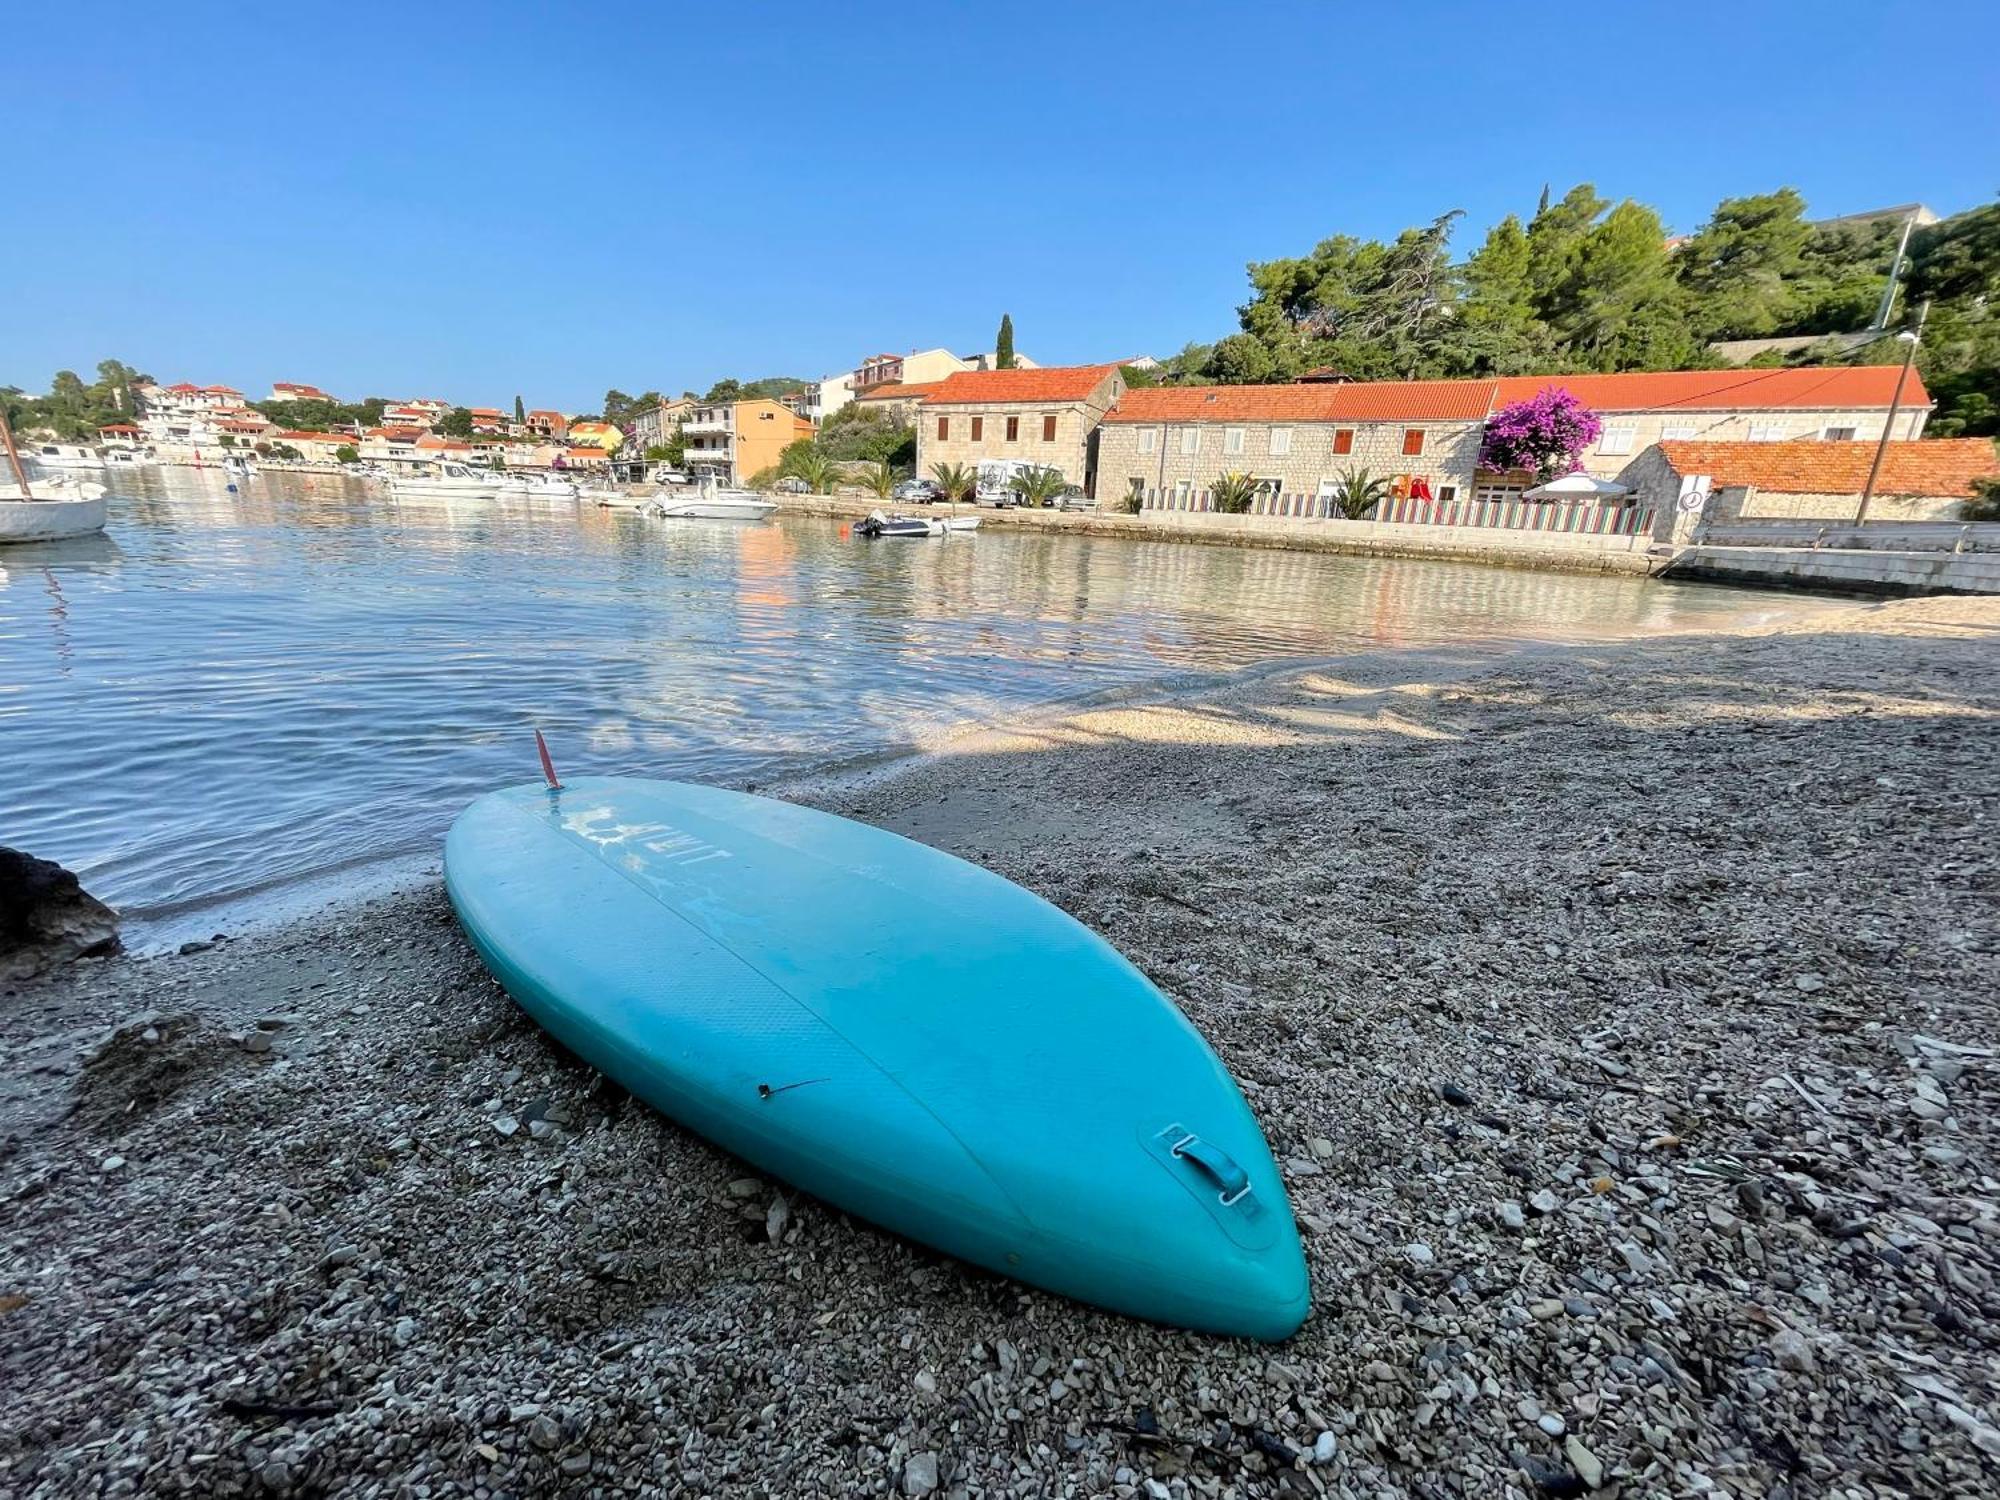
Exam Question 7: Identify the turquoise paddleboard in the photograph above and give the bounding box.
[444,776,1309,1340]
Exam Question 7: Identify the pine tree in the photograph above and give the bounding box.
[996,314,1016,369]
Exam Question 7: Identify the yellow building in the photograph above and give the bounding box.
[683,397,814,486]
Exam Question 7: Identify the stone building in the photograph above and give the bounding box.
[1098,383,1490,513]
[916,364,1125,491]
[1093,366,1936,514]
[1616,437,1997,536]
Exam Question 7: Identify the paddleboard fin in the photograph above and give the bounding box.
[534,729,562,790]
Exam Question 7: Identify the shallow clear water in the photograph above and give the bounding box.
[2,467,1803,915]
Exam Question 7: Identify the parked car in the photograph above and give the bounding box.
[1055,486,1096,511]
[773,476,809,494]
[651,466,693,486]
[892,478,943,505]
[974,459,1034,506]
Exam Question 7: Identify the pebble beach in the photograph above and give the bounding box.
[3,594,1996,1498]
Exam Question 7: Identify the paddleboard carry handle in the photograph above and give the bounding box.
[1170,1132,1252,1207]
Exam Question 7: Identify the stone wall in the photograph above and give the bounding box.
[1094,419,1486,510]
[1663,545,2000,596]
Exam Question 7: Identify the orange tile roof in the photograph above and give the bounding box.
[98,423,141,434]
[1657,438,1997,497]
[468,407,504,417]
[1490,365,1929,412]
[924,364,1121,406]
[416,435,472,451]
[1102,366,1932,426]
[274,430,351,443]
[855,381,945,403]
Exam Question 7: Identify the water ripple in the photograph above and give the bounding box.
[0,467,1804,913]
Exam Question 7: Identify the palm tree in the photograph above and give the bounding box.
[1209,471,1260,515]
[931,461,975,506]
[1328,467,1390,519]
[781,445,841,495]
[1008,464,1068,508]
[859,459,897,499]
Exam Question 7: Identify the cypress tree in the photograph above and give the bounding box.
[514,394,525,424]
[996,314,1015,369]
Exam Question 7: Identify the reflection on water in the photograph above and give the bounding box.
[1,466,1813,913]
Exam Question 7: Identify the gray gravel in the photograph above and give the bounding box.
[2,596,1996,1497]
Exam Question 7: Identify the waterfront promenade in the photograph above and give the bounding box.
[4,594,1995,1497]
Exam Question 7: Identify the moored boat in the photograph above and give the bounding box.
[652,491,778,521]
[855,510,943,538]
[29,442,105,470]
[0,476,109,543]
[390,463,502,499]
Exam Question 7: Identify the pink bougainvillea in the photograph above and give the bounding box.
[1478,387,1602,480]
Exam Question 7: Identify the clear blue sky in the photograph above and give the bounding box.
[10,1,1996,411]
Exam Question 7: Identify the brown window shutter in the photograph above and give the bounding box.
[971,417,983,440]
[1402,428,1425,456]
[1006,416,1019,441]
[1043,413,1057,441]
[1333,428,1354,455]
[937,416,948,440]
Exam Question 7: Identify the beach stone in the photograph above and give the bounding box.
[1312,1431,1337,1464]
[1496,1200,1526,1231]
[1538,1413,1567,1437]
[0,846,119,979]
[1565,1436,1604,1488]
[902,1451,939,1495]
[1529,1189,1561,1215]
[1771,1329,1816,1373]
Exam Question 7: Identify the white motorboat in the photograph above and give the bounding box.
[1,475,109,543]
[221,454,258,478]
[652,490,778,521]
[29,442,105,470]
[854,510,943,538]
[941,514,981,533]
[390,463,501,499]
[512,472,578,499]
[102,443,154,466]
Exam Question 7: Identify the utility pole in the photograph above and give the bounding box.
[1869,210,1920,333]
[1856,299,1928,527]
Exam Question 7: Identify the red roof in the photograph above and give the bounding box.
[924,364,1122,406]
[98,423,141,434]
[1489,365,1929,413]
[468,407,504,417]
[416,435,471,451]
[1102,366,1931,426]
[273,429,350,444]
[163,382,200,393]
[204,385,242,394]
[1657,438,1996,497]
[365,426,426,440]
[215,419,270,432]
[856,381,945,403]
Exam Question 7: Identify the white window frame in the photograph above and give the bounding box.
[1180,428,1200,455]
[1597,426,1636,456]
[1747,423,1788,442]
[1137,428,1156,454]
[1660,423,1698,442]
[1268,427,1292,457]
[1821,425,1858,441]
[1223,427,1245,456]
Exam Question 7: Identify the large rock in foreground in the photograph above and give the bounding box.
[0,847,119,980]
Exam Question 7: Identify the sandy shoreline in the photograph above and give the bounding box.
[3,597,1997,1497]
